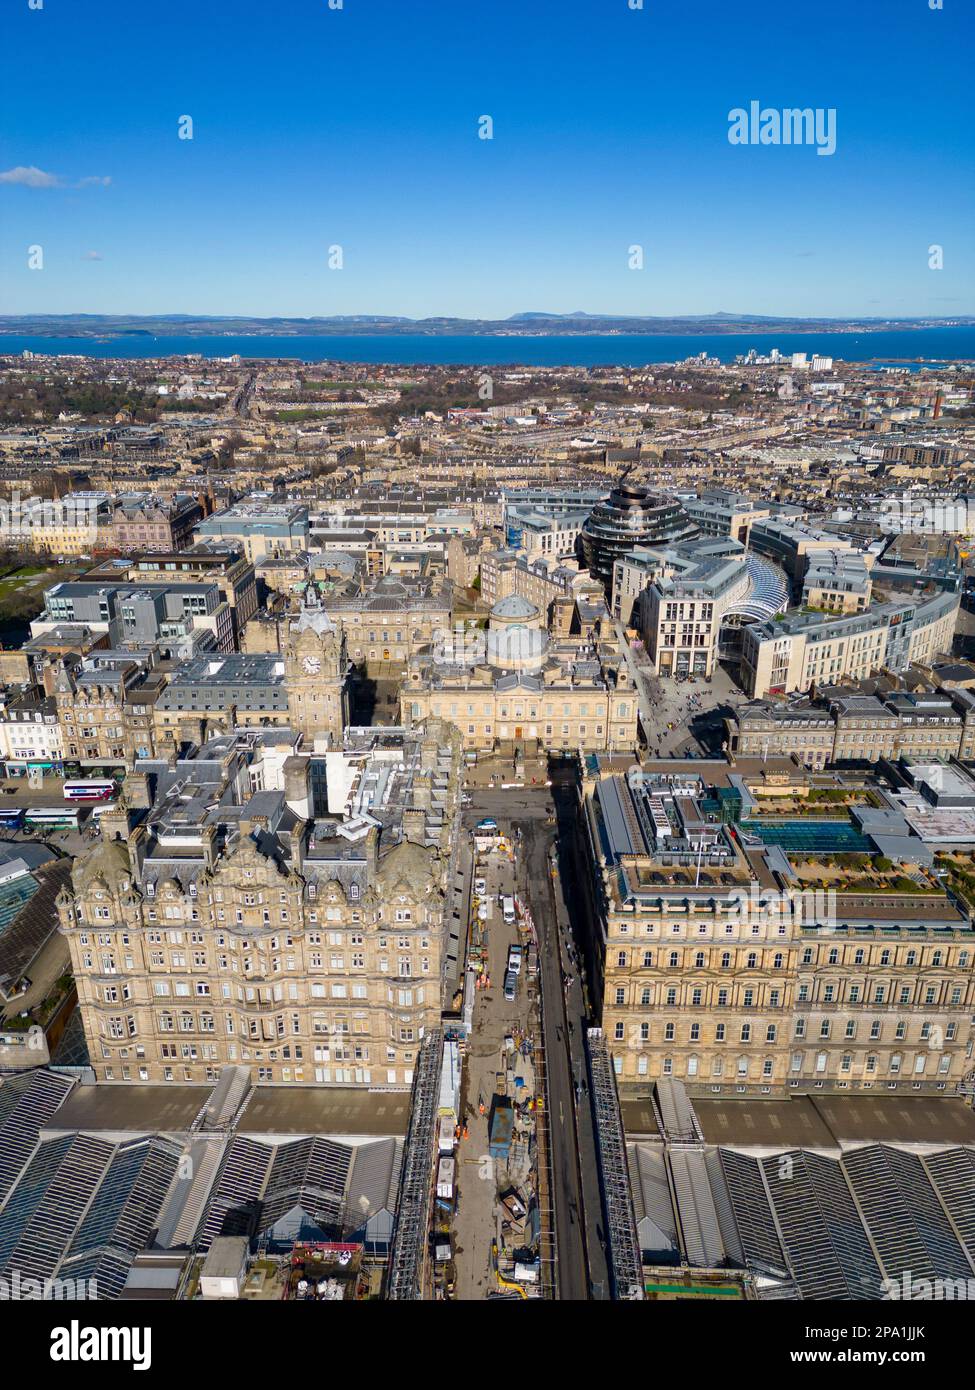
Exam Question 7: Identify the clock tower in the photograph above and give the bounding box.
[284,586,348,745]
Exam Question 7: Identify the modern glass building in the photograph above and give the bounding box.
[581,483,698,590]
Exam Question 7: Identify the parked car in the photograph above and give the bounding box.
[503,971,517,1002]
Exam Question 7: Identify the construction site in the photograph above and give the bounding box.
[419,824,552,1299]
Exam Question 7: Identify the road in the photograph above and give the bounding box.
[450,838,531,1300]
[231,369,258,418]
[464,764,617,1299]
[517,814,589,1300]
[464,771,609,1301]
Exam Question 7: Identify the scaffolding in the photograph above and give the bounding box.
[587,1028,644,1301]
[386,1028,443,1300]
[532,1021,558,1299]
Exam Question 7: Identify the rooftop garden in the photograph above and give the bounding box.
[747,787,883,817]
[791,856,941,895]
[937,855,975,909]
[1,972,75,1032]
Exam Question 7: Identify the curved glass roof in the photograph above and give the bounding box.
[723,554,789,624]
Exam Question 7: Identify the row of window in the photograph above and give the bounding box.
[100,1062,414,1085]
[610,1017,961,1045]
[610,937,970,966]
[102,1007,423,1043]
[614,1052,954,1079]
[80,928,423,949]
[139,953,429,975]
[614,985,786,1009]
[612,981,968,1008]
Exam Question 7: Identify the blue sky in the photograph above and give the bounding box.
[1,0,972,318]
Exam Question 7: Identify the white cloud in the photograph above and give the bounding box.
[83,250,104,261]
[0,165,62,188]
[0,166,111,189]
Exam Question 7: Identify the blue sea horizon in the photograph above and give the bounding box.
[1,326,974,369]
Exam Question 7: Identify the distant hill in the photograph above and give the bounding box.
[1,311,973,339]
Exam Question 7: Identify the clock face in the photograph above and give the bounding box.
[302,655,321,675]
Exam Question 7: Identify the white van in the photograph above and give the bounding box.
[507,944,522,976]
[502,896,516,926]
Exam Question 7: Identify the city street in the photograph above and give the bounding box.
[460,770,610,1302]
[521,806,610,1301]
[450,832,541,1299]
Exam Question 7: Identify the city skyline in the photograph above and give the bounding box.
[2,0,973,319]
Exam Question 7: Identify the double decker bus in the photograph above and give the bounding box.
[63,780,116,802]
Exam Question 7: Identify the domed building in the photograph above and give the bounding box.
[486,593,547,671]
[581,482,698,591]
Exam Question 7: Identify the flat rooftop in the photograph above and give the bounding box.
[640,756,805,787]
[692,1094,975,1151]
[619,1098,662,1139]
[44,1083,412,1139]
[239,1087,411,1137]
[45,1084,206,1135]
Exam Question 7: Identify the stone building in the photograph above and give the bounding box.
[740,591,959,699]
[110,494,205,553]
[58,720,462,1087]
[151,588,349,754]
[446,533,490,589]
[53,654,151,771]
[282,588,349,744]
[583,767,975,1096]
[317,573,452,669]
[727,687,975,768]
[400,593,639,754]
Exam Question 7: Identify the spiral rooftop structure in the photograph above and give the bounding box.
[581,483,698,591]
